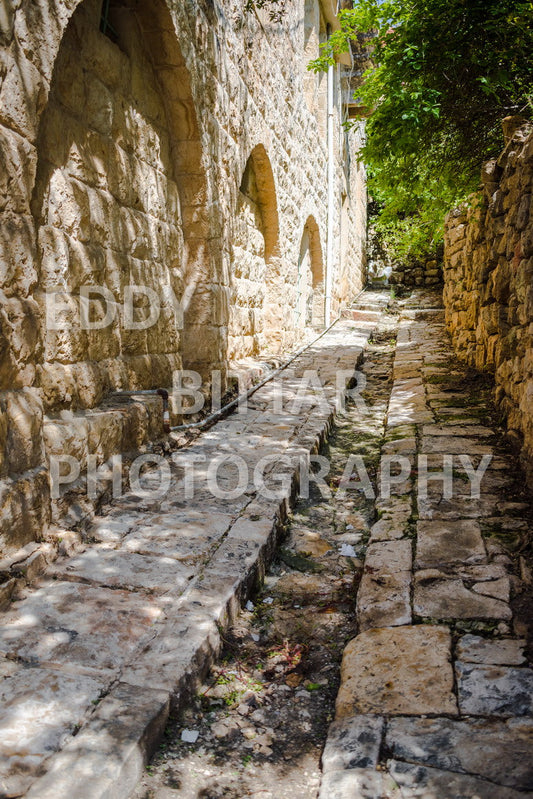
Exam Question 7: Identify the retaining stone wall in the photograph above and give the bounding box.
[443,121,533,485]
[389,256,443,288]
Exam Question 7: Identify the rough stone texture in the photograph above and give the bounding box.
[0,0,367,553]
[50,548,196,593]
[24,683,170,799]
[0,667,105,798]
[390,255,444,288]
[335,626,458,717]
[456,634,527,665]
[357,540,413,630]
[443,122,533,487]
[386,716,533,790]
[320,292,533,799]
[414,572,512,620]
[321,716,384,773]
[367,223,443,288]
[415,519,487,569]
[368,517,406,541]
[389,760,532,799]
[356,570,412,631]
[456,661,533,717]
[318,768,393,799]
[0,580,163,671]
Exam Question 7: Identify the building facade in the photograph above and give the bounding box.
[0,0,366,552]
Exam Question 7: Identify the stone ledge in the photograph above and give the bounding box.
[25,683,170,799]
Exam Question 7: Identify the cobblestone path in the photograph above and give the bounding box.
[1,289,532,799]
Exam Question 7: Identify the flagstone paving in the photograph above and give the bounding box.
[320,293,533,799]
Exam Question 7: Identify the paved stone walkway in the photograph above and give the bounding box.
[1,288,532,799]
[0,295,385,799]
[320,294,533,799]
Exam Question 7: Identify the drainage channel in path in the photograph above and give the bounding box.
[132,313,399,799]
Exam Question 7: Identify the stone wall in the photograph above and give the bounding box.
[389,255,443,289]
[0,0,366,552]
[443,121,533,484]
[366,224,442,288]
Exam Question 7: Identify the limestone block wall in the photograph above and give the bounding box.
[443,122,533,484]
[0,0,366,553]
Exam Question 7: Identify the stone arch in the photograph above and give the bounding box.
[239,144,280,262]
[295,215,325,329]
[31,0,213,412]
[229,144,281,358]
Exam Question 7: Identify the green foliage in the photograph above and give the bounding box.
[310,0,533,257]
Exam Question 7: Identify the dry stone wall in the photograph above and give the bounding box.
[389,255,442,288]
[0,0,366,552]
[443,121,533,485]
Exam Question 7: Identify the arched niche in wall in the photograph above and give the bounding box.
[31,0,213,412]
[229,144,281,359]
[295,215,325,329]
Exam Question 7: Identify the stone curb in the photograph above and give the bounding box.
[21,323,374,799]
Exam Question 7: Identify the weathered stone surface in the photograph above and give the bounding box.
[0,581,162,671]
[0,667,105,797]
[374,494,412,519]
[389,760,531,799]
[472,576,510,602]
[414,572,512,620]
[455,563,509,582]
[0,0,367,549]
[415,519,486,568]
[50,548,195,594]
[24,683,170,799]
[422,424,495,437]
[386,716,533,790]
[321,717,384,773]
[417,492,500,521]
[421,436,493,456]
[368,517,406,542]
[364,539,412,572]
[318,769,395,799]
[336,626,457,717]
[119,609,221,694]
[90,513,141,544]
[381,437,417,455]
[456,634,527,665]
[357,571,412,631]
[0,578,16,610]
[294,531,333,557]
[456,661,533,717]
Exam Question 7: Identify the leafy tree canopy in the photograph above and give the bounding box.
[310,0,533,258]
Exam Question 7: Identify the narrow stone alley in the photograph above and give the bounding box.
[133,291,533,799]
[1,289,532,798]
